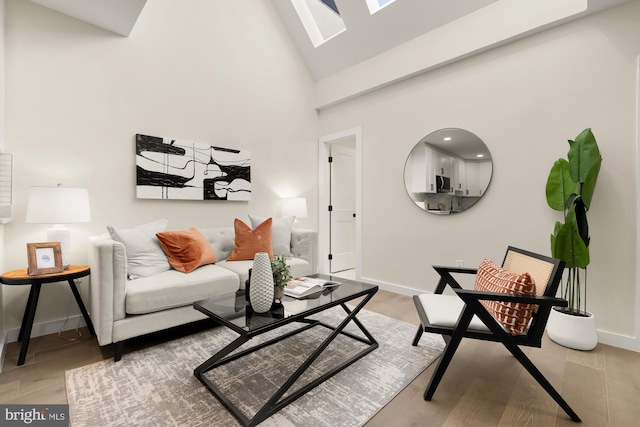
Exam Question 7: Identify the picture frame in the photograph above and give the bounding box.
[27,242,63,276]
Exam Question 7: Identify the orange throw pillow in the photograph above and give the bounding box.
[474,259,536,336]
[227,218,273,261]
[156,228,217,273]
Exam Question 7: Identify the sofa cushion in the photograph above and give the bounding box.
[197,227,236,261]
[249,214,294,256]
[125,264,239,314]
[156,228,217,273]
[474,259,536,336]
[227,218,273,260]
[215,259,253,289]
[217,256,311,290]
[107,219,171,279]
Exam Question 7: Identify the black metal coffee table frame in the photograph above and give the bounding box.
[193,279,378,427]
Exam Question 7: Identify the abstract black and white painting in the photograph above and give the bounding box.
[136,134,251,201]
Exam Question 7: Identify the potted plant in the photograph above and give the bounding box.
[544,128,601,350]
[271,255,292,302]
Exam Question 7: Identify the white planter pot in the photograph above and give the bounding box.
[546,307,597,351]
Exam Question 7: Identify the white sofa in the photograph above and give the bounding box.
[87,226,317,361]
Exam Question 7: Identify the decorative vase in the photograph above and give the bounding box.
[249,252,274,313]
[546,307,598,351]
[274,286,285,302]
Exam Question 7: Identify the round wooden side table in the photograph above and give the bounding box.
[0,264,95,366]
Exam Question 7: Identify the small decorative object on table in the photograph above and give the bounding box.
[271,255,292,302]
[249,252,274,313]
[27,242,63,276]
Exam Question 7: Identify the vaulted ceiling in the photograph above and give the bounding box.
[28,0,147,37]
[271,0,632,81]
[27,0,631,82]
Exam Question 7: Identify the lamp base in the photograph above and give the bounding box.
[47,226,70,269]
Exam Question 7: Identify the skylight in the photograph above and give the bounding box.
[365,0,399,15]
[291,0,346,48]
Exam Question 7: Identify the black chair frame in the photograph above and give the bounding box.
[412,246,581,423]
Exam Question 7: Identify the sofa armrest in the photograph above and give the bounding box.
[88,235,128,346]
[290,229,318,274]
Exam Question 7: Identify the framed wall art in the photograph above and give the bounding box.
[27,242,63,276]
[135,134,251,201]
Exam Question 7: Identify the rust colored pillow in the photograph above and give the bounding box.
[227,218,273,261]
[156,228,217,273]
[474,259,536,336]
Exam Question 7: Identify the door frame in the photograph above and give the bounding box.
[318,127,362,278]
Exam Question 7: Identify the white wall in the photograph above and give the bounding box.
[2,0,318,332]
[318,2,640,346]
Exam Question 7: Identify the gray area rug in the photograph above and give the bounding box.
[66,307,444,426]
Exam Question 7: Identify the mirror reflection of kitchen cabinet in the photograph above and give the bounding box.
[464,160,492,196]
[465,162,480,196]
[434,152,451,177]
[478,160,492,195]
[453,158,465,192]
[410,146,436,193]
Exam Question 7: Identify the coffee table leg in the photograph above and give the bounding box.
[194,335,249,376]
[195,288,379,427]
[18,283,42,366]
[252,289,378,424]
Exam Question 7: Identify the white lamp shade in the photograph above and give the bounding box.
[281,197,308,219]
[26,186,91,224]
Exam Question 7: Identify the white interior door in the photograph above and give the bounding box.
[330,144,355,273]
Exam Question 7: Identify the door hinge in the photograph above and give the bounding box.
[328,205,333,212]
[328,254,333,260]
[328,156,333,163]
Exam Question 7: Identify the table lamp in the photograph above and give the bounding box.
[25,184,92,269]
[281,197,307,228]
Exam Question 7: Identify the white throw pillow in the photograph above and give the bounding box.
[248,214,294,256]
[107,218,171,279]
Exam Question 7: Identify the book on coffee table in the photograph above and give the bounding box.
[284,277,341,299]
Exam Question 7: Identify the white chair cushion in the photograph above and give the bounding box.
[418,293,490,331]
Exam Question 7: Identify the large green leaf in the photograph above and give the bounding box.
[568,128,601,184]
[551,209,590,268]
[546,158,577,211]
[580,157,601,209]
[550,221,563,253]
[573,197,589,247]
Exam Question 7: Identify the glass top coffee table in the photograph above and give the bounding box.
[193,274,378,427]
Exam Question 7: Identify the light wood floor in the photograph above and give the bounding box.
[1,290,639,426]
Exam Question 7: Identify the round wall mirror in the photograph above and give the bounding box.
[403,128,493,214]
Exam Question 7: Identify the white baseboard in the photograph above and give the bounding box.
[3,315,87,344]
[0,316,87,372]
[358,275,417,297]
[597,330,640,352]
[359,275,640,353]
